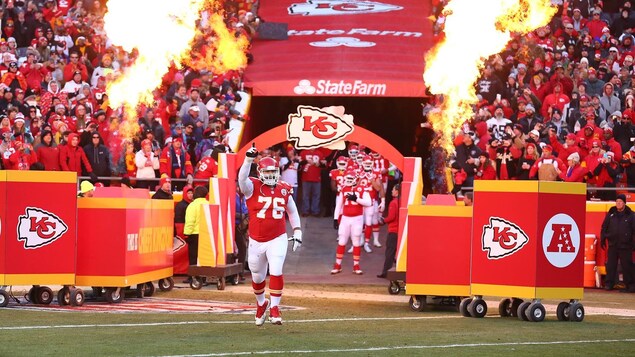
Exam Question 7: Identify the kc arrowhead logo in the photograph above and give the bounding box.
[482,217,529,259]
[287,105,354,149]
[289,1,403,16]
[17,207,68,249]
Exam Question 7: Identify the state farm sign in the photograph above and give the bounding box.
[294,79,386,96]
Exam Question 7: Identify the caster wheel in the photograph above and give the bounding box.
[498,298,512,317]
[388,282,400,295]
[569,303,584,322]
[158,278,174,292]
[28,286,40,304]
[526,302,546,322]
[468,298,488,318]
[217,277,226,290]
[105,288,124,304]
[459,297,472,317]
[510,298,524,318]
[556,302,570,321]
[0,290,9,307]
[69,288,85,307]
[57,287,71,306]
[190,277,203,290]
[409,295,426,312]
[37,286,54,305]
[144,282,155,297]
[517,301,531,321]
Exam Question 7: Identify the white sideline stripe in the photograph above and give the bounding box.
[0,316,459,330]
[160,339,635,357]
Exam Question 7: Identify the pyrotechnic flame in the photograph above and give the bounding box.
[104,0,247,137]
[423,0,556,154]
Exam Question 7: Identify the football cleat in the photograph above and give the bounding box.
[331,263,342,274]
[255,299,270,326]
[364,242,373,253]
[269,305,282,325]
[353,265,363,275]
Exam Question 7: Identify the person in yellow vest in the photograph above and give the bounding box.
[183,186,209,267]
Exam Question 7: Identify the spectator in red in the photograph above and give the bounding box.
[7,137,37,170]
[1,62,27,92]
[299,147,326,216]
[20,51,48,94]
[586,9,608,39]
[63,50,88,83]
[559,152,588,182]
[35,129,60,171]
[193,144,222,187]
[591,151,620,201]
[551,132,581,160]
[541,82,570,118]
[603,127,623,160]
[159,135,194,191]
[529,145,565,180]
[474,152,496,180]
[59,132,96,179]
[516,142,539,180]
[529,74,549,102]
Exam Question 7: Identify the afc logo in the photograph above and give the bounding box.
[542,213,580,268]
[482,217,529,259]
[17,207,68,249]
[287,105,354,149]
[289,1,403,16]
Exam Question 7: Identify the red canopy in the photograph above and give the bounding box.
[244,0,434,97]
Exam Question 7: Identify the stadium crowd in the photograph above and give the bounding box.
[0,0,259,189]
[429,1,635,201]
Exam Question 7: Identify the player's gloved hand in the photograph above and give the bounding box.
[346,193,357,202]
[245,145,258,158]
[186,174,194,185]
[333,219,339,230]
[288,230,302,252]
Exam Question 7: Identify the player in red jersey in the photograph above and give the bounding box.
[359,154,386,251]
[193,152,218,187]
[329,156,348,193]
[371,151,393,190]
[238,145,302,326]
[331,168,372,275]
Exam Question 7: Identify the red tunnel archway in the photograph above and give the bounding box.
[236,125,405,170]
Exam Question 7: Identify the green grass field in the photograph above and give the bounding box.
[1,284,634,356]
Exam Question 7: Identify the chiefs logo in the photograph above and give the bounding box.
[287,105,354,149]
[173,236,187,252]
[482,217,529,260]
[17,207,68,249]
[289,1,403,16]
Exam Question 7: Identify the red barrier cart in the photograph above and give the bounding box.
[405,195,471,312]
[76,187,174,303]
[0,171,83,307]
[467,181,586,322]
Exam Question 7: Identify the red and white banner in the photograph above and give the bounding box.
[244,0,433,97]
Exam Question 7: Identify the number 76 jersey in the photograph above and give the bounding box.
[246,177,293,242]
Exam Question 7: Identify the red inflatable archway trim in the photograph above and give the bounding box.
[237,125,405,170]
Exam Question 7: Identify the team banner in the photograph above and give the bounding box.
[3,171,77,285]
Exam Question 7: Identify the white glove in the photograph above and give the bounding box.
[186,174,194,185]
[288,230,302,252]
[378,199,386,212]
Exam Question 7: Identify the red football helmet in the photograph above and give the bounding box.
[257,156,280,185]
[361,154,373,171]
[343,169,357,187]
[348,144,359,161]
[336,156,348,170]
[371,151,381,159]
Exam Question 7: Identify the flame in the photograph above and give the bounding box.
[104,0,247,137]
[423,0,556,154]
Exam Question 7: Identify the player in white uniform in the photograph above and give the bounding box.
[238,145,303,326]
[332,168,372,275]
[359,155,385,251]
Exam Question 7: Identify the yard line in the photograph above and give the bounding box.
[0,315,459,330]
[159,339,635,357]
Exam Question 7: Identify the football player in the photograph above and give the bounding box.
[359,154,386,250]
[329,156,348,193]
[332,168,372,275]
[238,144,303,326]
